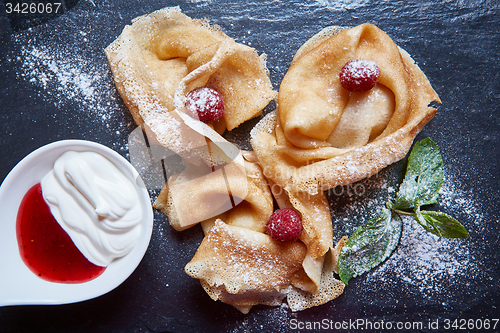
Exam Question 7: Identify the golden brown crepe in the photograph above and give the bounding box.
[105,7,276,166]
[287,237,346,312]
[153,151,273,233]
[251,23,441,195]
[155,149,345,312]
[185,220,346,313]
[185,220,308,313]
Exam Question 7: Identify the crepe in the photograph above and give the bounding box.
[154,148,346,312]
[153,151,273,233]
[185,220,308,313]
[287,236,347,312]
[105,7,276,166]
[185,220,346,313]
[251,23,441,195]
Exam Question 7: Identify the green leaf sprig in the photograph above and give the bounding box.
[338,138,469,285]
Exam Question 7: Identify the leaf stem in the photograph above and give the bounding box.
[385,201,418,217]
[392,209,417,217]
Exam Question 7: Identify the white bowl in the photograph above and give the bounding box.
[0,140,153,306]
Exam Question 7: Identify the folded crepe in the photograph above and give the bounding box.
[251,23,441,195]
[185,220,308,313]
[153,151,273,233]
[105,6,276,166]
[185,220,346,313]
[155,150,345,312]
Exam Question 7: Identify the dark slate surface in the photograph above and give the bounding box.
[1,0,499,332]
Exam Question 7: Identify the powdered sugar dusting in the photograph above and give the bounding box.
[328,168,395,237]
[9,26,127,135]
[186,87,225,123]
[229,303,292,333]
[315,0,369,10]
[343,164,490,303]
[438,168,485,230]
[363,216,477,299]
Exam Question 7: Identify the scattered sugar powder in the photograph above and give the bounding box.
[315,0,370,11]
[363,216,478,299]
[9,24,128,136]
[352,166,491,304]
[229,303,292,333]
[328,167,397,237]
[438,168,485,232]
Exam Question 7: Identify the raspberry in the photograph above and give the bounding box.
[185,87,225,123]
[339,59,380,92]
[266,208,303,242]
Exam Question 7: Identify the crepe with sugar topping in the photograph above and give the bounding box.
[153,151,273,233]
[185,220,308,313]
[251,23,441,195]
[105,6,276,166]
[155,150,345,312]
[185,220,345,313]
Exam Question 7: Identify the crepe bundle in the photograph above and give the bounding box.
[153,151,273,233]
[251,23,441,195]
[185,220,346,314]
[105,7,276,166]
[154,151,346,313]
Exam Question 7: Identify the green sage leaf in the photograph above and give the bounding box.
[393,138,444,210]
[415,208,470,238]
[338,207,402,285]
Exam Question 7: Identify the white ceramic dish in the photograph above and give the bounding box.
[0,140,153,307]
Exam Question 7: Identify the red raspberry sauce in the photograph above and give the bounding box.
[16,183,106,283]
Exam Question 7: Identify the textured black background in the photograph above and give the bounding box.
[1,1,499,332]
